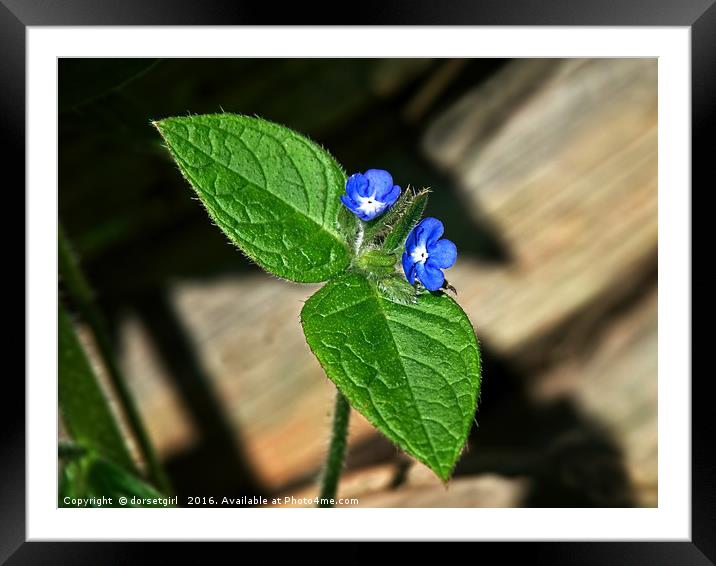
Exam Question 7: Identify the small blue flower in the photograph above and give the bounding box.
[402,217,457,291]
[340,169,401,221]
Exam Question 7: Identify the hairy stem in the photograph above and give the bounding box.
[318,391,351,507]
[353,220,365,255]
[58,225,172,494]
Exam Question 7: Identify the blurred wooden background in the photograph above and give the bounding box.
[64,58,657,507]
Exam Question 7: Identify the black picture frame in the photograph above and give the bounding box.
[4,0,709,562]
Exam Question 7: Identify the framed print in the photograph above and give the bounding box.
[4,0,711,562]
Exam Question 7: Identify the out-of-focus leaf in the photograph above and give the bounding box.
[59,454,173,508]
[58,305,135,472]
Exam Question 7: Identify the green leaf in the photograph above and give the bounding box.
[59,305,136,473]
[154,114,354,282]
[60,454,172,508]
[337,201,360,247]
[375,273,420,305]
[301,272,480,480]
[59,459,83,505]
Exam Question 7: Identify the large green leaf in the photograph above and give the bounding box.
[154,114,354,282]
[301,272,480,480]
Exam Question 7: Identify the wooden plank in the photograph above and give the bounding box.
[531,289,658,507]
[353,473,529,508]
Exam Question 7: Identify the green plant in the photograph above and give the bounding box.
[155,114,481,506]
[58,303,173,506]
[59,226,171,493]
[59,304,137,474]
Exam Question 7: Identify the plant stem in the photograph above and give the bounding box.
[58,224,172,494]
[318,391,351,508]
[353,220,365,255]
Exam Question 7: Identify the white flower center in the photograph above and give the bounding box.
[357,193,386,216]
[411,245,429,264]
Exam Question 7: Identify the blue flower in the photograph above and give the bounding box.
[402,217,457,292]
[340,169,401,221]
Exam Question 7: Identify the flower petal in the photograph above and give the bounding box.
[383,185,401,207]
[346,173,370,200]
[427,239,457,269]
[405,223,418,252]
[402,252,417,284]
[364,169,394,199]
[416,261,445,291]
[415,217,444,248]
[340,194,359,213]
